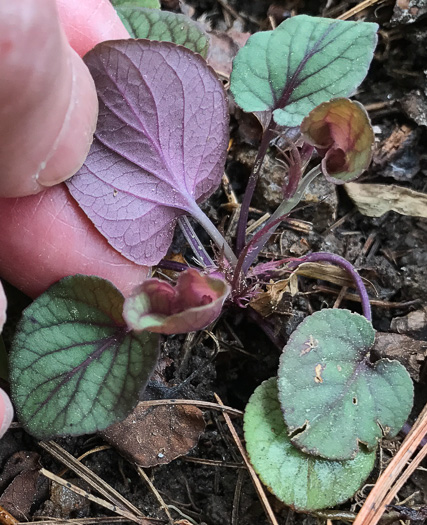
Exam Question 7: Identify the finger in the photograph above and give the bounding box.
[56,0,129,57]
[0,0,144,299]
[0,186,149,298]
[0,281,6,332]
[0,388,13,439]
[0,0,98,197]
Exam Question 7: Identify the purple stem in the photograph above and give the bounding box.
[288,252,372,321]
[178,216,215,268]
[156,259,189,272]
[240,165,321,275]
[232,214,289,293]
[235,125,275,254]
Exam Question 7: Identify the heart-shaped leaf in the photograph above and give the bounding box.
[244,378,376,511]
[67,40,228,265]
[230,15,378,127]
[123,269,230,334]
[278,309,413,460]
[10,275,159,439]
[300,98,374,183]
[115,6,209,58]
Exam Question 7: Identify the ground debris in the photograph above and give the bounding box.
[101,403,205,468]
[344,183,427,218]
[373,332,427,382]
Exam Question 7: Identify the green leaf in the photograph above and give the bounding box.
[10,275,159,439]
[244,378,376,512]
[115,6,209,58]
[111,0,160,10]
[300,98,374,183]
[230,15,378,127]
[278,309,413,460]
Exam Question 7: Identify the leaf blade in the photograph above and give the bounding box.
[244,378,376,511]
[10,275,159,439]
[116,6,209,57]
[277,309,413,460]
[67,40,228,265]
[230,15,378,127]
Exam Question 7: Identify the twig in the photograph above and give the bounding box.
[222,173,238,205]
[58,445,112,477]
[39,469,151,525]
[245,213,271,235]
[353,402,427,525]
[39,442,143,518]
[182,457,245,469]
[21,519,164,525]
[0,505,18,525]
[136,467,174,525]
[337,0,383,20]
[137,399,243,417]
[232,470,245,525]
[213,393,280,525]
[312,285,422,310]
[380,443,427,512]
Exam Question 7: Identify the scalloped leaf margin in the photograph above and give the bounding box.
[277,309,413,460]
[230,15,378,127]
[10,275,159,439]
[244,377,376,511]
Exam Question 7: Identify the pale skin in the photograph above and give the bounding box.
[0,0,145,437]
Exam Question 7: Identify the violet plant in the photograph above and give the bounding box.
[7,15,413,505]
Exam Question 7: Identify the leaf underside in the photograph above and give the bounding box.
[244,378,376,511]
[67,40,228,265]
[10,275,159,439]
[230,15,378,127]
[278,309,413,460]
[116,6,209,57]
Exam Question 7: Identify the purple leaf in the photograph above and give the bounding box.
[66,40,228,265]
[123,268,230,334]
[300,98,374,184]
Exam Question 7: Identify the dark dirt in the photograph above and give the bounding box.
[1,1,427,525]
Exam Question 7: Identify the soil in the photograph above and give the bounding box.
[1,1,427,525]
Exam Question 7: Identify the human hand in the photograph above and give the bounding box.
[0,0,148,437]
[0,0,148,299]
[0,283,13,439]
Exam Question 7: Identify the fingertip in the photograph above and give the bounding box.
[0,281,6,333]
[56,0,129,57]
[0,388,13,439]
[37,47,99,188]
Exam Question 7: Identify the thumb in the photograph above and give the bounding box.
[0,280,5,333]
[0,388,13,439]
[0,0,98,197]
